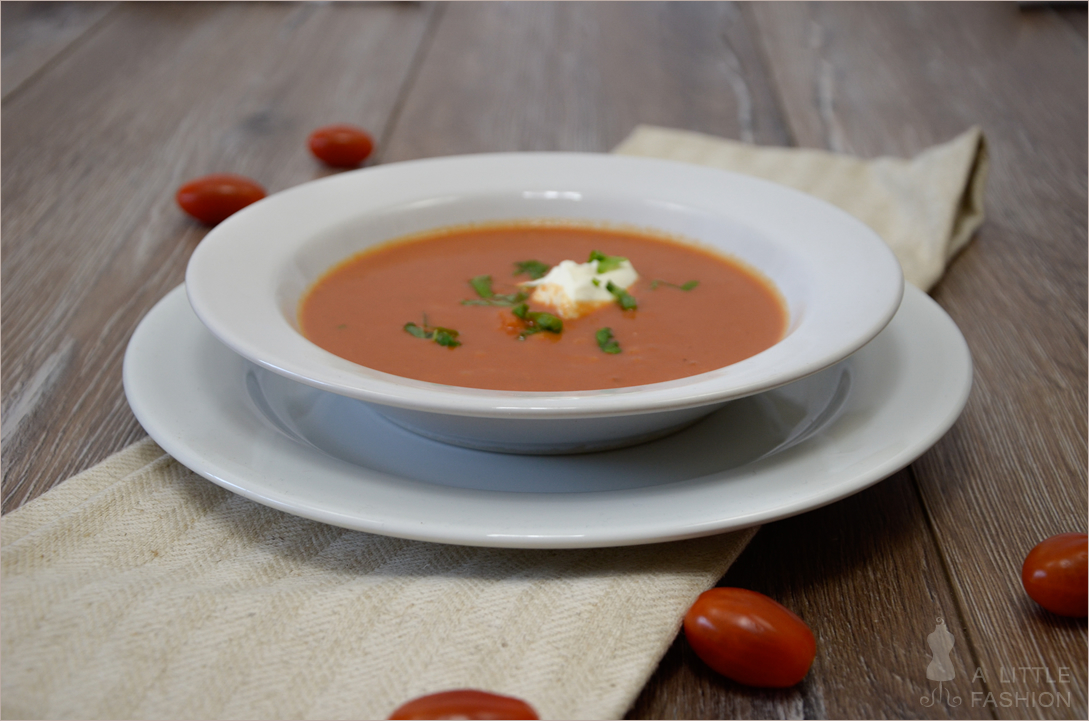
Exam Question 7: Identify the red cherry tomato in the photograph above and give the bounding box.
[388,689,538,720]
[684,587,816,688]
[1022,533,1088,617]
[175,173,265,226]
[307,124,374,167]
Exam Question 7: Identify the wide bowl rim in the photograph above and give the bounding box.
[185,152,904,419]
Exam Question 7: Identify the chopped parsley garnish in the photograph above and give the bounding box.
[596,327,621,354]
[606,280,638,311]
[469,274,494,298]
[404,316,461,348]
[462,274,530,306]
[650,279,699,291]
[432,330,460,347]
[462,292,529,307]
[587,250,628,273]
[513,260,551,280]
[511,302,563,339]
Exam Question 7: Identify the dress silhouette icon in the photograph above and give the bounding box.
[920,617,961,707]
[926,617,956,681]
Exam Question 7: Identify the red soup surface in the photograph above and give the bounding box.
[298,223,787,392]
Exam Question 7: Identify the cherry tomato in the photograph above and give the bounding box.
[307,124,374,167]
[388,689,538,720]
[684,587,816,688]
[175,173,265,226]
[1022,532,1088,617]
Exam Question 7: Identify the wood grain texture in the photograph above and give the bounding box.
[629,473,990,720]
[1049,4,1087,40]
[381,1,793,161]
[749,2,1087,718]
[2,3,1086,719]
[0,1,117,101]
[2,1,435,511]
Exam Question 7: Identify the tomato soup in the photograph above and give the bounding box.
[298,223,787,391]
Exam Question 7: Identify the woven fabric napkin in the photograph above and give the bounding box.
[615,125,988,291]
[1,127,988,720]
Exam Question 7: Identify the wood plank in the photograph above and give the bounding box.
[0,1,117,100]
[381,1,793,161]
[1,2,435,512]
[1048,4,1087,41]
[750,3,1088,718]
[629,473,989,720]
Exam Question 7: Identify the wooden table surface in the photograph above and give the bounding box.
[3,2,1086,718]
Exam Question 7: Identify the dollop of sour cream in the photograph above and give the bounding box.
[521,258,638,319]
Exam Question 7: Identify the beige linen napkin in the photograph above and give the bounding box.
[1,128,988,720]
[615,125,988,291]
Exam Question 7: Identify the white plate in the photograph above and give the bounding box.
[123,284,971,549]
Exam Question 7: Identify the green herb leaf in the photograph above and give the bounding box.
[404,322,429,339]
[596,327,622,354]
[463,275,529,306]
[650,279,700,291]
[469,275,494,299]
[513,260,551,280]
[461,289,530,307]
[432,328,461,348]
[606,281,638,311]
[404,318,461,348]
[588,250,628,274]
[510,303,563,339]
[532,311,563,333]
